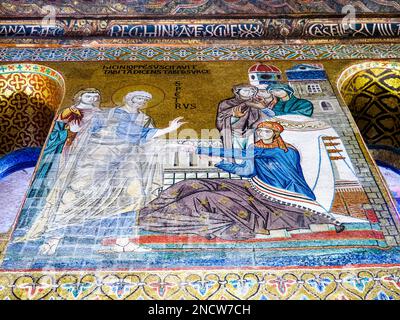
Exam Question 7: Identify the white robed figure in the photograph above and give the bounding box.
[16,90,185,255]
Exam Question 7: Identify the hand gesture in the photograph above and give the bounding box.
[232,106,246,118]
[247,100,267,109]
[168,116,186,132]
[68,120,81,132]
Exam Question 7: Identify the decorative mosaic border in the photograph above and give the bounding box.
[0,63,65,87]
[337,60,400,90]
[0,43,399,62]
[1,266,399,300]
[1,18,400,40]
[0,0,398,17]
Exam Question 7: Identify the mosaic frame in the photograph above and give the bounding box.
[0,43,399,62]
[1,18,400,40]
[1,265,400,300]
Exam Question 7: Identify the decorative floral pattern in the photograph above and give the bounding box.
[0,64,65,155]
[1,267,399,300]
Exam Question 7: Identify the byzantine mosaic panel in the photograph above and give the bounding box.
[339,61,400,149]
[0,44,399,300]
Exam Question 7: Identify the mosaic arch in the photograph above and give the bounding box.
[337,61,400,211]
[0,64,65,156]
[338,61,400,150]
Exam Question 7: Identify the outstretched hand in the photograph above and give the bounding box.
[151,117,187,139]
[247,100,267,109]
[168,116,187,131]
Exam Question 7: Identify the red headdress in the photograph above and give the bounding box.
[254,121,288,152]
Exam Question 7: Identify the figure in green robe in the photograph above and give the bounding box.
[268,83,313,117]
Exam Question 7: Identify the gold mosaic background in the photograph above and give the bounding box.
[1,60,399,155]
[6,60,356,133]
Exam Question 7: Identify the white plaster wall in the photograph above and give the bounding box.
[0,168,34,233]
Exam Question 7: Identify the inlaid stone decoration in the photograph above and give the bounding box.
[0,58,398,300]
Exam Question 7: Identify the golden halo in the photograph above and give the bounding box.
[111,84,165,109]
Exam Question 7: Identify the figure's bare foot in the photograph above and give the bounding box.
[335,224,345,233]
[205,234,216,240]
[38,238,61,255]
[110,237,152,253]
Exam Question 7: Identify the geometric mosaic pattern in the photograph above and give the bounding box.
[0,44,399,63]
[0,64,65,156]
[1,266,400,300]
[341,66,400,149]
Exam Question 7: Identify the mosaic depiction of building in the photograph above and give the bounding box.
[0,54,399,299]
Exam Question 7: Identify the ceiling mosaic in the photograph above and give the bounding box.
[0,0,399,17]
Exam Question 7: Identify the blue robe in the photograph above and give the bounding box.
[197,146,316,200]
[33,121,68,180]
[91,108,157,144]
